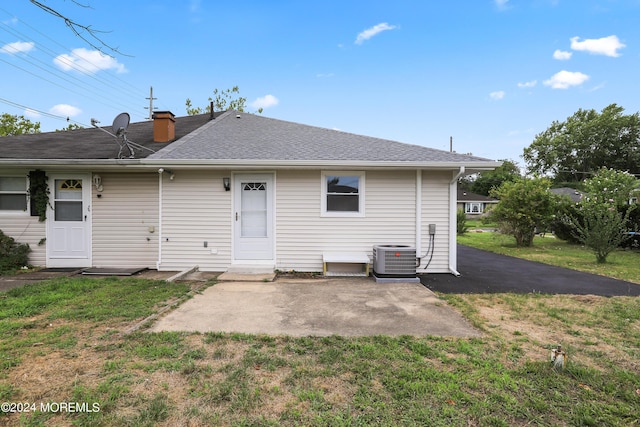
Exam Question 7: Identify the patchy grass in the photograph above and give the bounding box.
[0,276,639,426]
[458,231,640,284]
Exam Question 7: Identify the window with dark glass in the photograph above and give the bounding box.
[0,177,28,211]
[326,175,360,212]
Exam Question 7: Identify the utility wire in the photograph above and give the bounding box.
[0,6,154,120]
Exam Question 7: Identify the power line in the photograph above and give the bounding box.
[0,6,154,121]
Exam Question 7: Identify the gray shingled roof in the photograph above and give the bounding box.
[149,111,496,164]
[457,190,498,203]
[0,113,214,160]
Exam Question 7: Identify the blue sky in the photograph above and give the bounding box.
[1,0,639,165]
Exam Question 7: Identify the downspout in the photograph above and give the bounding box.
[449,166,465,276]
[156,170,163,270]
[415,169,422,269]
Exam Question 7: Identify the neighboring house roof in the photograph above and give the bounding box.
[457,190,498,203]
[550,187,583,203]
[0,110,500,170]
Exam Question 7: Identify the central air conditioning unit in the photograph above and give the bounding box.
[373,245,417,277]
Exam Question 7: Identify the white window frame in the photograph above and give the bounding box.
[321,171,365,217]
[465,202,483,214]
[0,175,29,215]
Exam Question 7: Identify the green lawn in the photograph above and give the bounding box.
[458,231,640,284]
[1,275,639,426]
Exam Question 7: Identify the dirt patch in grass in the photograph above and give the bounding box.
[464,293,640,372]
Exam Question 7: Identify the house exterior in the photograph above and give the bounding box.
[550,187,584,204]
[456,190,498,218]
[0,110,500,275]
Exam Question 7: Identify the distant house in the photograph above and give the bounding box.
[550,187,584,204]
[0,110,500,275]
[456,190,498,218]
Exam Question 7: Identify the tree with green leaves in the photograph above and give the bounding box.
[563,168,638,263]
[186,86,262,116]
[56,123,83,132]
[523,104,640,183]
[489,177,559,247]
[0,113,41,136]
[465,159,521,196]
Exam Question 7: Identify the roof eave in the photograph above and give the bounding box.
[140,159,503,170]
[0,159,144,170]
[0,158,502,172]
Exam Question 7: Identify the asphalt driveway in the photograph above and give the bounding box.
[421,244,640,296]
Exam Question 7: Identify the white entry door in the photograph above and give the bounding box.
[46,175,91,267]
[233,173,274,261]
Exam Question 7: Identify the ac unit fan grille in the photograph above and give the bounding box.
[373,245,416,276]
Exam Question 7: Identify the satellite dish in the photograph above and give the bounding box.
[112,112,130,135]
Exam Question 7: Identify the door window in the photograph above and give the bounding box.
[241,182,267,237]
[54,179,83,221]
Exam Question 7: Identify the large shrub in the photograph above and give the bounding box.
[0,229,31,273]
[489,177,558,247]
[457,209,469,235]
[553,168,639,263]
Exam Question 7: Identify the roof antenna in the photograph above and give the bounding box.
[145,86,158,120]
[91,112,156,159]
[210,101,214,120]
[112,112,135,158]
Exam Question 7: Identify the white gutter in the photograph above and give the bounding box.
[449,166,465,276]
[0,158,501,172]
[140,159,502,170]
[156,170,163,270]
[415,169,422,268]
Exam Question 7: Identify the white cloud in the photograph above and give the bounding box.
[570,35,625,57]
[495,0,510,9]
[489,91,505,100]
[0,41,34,55]
[2,17,18,25]
[355,23,397,45]
[251,94,279,110]
[54,48,127,74]
[50,104,82,117]
[316,73,335,78]
[517,80,537,88]
[553,49,572,60]
[543,70,589,89]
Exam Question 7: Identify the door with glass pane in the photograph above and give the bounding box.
[46,175,91,267]
[233,174,274,261]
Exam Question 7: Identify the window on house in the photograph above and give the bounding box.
[465,202,483,214]
[322,172,364,216]
[0,176,28,211]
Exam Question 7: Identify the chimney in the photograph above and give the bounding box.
[152,111,175,142]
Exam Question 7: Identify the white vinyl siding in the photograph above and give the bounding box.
[0,170,45,266]
[421,170,451,273]
[276,170,417,272]
[156,168,454,274]
[0,216,46,267]
[91,173,159,268]
[159,170,232,271]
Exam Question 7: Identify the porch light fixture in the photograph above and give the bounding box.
[92,174,103,192]
[223,177,231,191]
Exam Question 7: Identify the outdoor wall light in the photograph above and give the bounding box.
[223,177,231,191]
[158,168,175,180]
[93,174,103,192]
